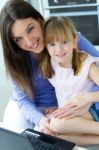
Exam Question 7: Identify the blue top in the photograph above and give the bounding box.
[11,32,99,126]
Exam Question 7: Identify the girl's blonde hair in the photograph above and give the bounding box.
[38,16,82,78]
[44,16,77,46]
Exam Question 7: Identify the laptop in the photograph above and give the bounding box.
[0,127,75,150]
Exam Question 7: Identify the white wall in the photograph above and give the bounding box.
[28,0,41,13]
[0,0,8,9]
[0,0,12,121]
[0,39,12,122]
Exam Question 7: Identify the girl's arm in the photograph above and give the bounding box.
[50,62,99,119]
[62,63,99,106]
[77,32,99,57]
[50,63,99,119]
[86,63,99,103]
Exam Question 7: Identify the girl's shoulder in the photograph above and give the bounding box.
[79,51,88,63]
[79,51,95,68]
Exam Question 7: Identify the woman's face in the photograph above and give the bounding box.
[11,18,44,53]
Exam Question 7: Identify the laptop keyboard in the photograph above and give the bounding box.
[23,131,61,150]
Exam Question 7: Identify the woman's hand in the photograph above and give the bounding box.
[44,107,58,115]
[61,103,91,119]
[50,93,92,119]
[50,104,91,119]
[39,116,57,136]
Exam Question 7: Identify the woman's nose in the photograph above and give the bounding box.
[25,37,32,48]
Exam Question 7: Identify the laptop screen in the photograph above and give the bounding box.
[0,127,34,150]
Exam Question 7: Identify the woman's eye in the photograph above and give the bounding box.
[28,26,33,33]
[15,37,22,43]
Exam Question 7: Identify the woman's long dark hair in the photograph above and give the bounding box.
[0,0,44,98]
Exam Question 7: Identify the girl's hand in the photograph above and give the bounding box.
[39,116,57,136]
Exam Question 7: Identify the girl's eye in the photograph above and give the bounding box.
[49,43,55,46]
[63,40,67,44]
[28,26,33,33]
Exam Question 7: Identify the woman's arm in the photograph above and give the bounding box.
[11,80,57,135]
[12,81,45,127]
[77,32,99,57]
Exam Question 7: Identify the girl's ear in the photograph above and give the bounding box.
[73,35,78,49]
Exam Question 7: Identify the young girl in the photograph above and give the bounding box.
[38,16,99,144]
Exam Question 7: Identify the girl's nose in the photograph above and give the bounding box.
[56,44,63,51]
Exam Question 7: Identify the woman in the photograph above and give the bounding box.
[0,0,99,145]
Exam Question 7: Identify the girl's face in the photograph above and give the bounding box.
[47,38,77,67]
[11,18,44,53]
